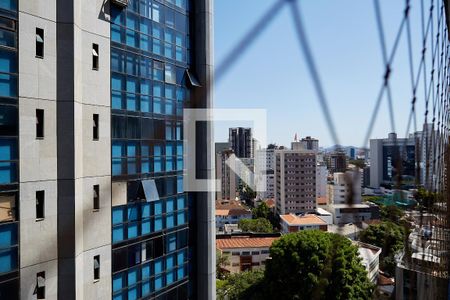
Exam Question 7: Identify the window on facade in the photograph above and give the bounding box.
[93,185,99,210]
[92,43,99,70]
[35,271,45,299]
[36,109,44,138]
[36,190,45,220]
[93,255,100,281]
[35,28,44,58]
[93,114,99,140]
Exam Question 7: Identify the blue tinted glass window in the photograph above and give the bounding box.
[128,158,137,174]
[128,268,138,285]
[0,223,16,248]
[165,100,174,115]
[176,143,183,155]
[166,198,174,212]
[112,207,124,224]
[141,220,151,235]
[177,176,183,193]
[126,29,138,48]
[154,258,163,274]
[140,17,151,34]
[126,13,138,30]
[154,201,162,215]
[113,273,125,292]
[177,211,185,225]
[0,50,17,73]
[153,82,163,97]
[142,263,150,279]
[128,287,137,300]
[142,281,151,296]
[154,156,162,172]
[127,143,137,156]
[112,225,124,243]
[112,142,124,157]
[165,85,175,99]
[165,157,173,171]
[111,49,125,73]
[166,255,174,269]
[0,161,16,184]
[140,96,151,112]
[154,216,163,231]
[0,73,17,97]
[126,93,137,111]
[112,91,123,109]
[111,24,122,43]
[126,77,138,93]
[177,266,184,279]
[142,203,150,218]
[112,73,124,91]
[164,42,173,59]
[177,251,185,265]
[152,22,163,39]
[154,275,163,291]
[128,222,138,238]
[154,144,162,156]
[166,271,174,285]
[152,38,162,55]
[140,79,151,95]
[176,157,183,171]
[0,139,16,160]
[166,214,174,228]
[152,3,163,22]
[177,196,185,209]
[153,97,162,114]
[0,29,15,48]
[0,248,17,273]
[167,234,176,252]
[128,205,138,221]
[112,158,123,175]
[0,0,17,11]
[140,34,150,52]
[164,29,174,43]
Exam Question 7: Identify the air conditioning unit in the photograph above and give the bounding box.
[112,0,129,8]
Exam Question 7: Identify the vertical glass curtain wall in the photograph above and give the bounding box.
[0,0,19,299]
[111,0,190,299]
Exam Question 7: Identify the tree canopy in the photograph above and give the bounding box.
[252,202,270,219]
[359,221,406,276]
[238,218,273,233]
[264,230,374,299]
[217,270,265,300]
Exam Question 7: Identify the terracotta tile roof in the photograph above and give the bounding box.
[216,209,230,216]
[264,199,275,208]
[280,214,327,226]
[216,237,278,249]
[378,273,395,286]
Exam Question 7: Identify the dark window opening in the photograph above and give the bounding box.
[93,185,99,210]
[36,28,44,58]
[35,271,45,300]
[36,190,45,220]
[93,255,100,281]
[92,43,99,70]
[36,109,44,138]
[93,114,99,140]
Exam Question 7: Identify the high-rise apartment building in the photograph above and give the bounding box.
[0,0,214,299]
[326,151,347,174]
[229,127,252,158]
[370,132,416,188]
[255,146,276,200]
[275,149,317,215]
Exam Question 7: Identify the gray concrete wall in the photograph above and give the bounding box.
[55,0,111,298]
[18,0,59,298]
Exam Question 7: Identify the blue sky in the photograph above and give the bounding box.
[213,0,432,148]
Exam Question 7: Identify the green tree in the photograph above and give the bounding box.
[380,205,405,222]
[217,270,265,300]
[252,202,270,219]
[238,218,273,233]
[359,221,406,276]
[239,183,257,202]
[264,230,374,300]
[216,250,229,280]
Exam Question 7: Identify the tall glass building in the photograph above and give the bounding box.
[0,0,214,299]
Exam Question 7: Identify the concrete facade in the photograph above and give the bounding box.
[275,149,317,215]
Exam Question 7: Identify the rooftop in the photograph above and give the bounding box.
[315,207,332,215]
[216,237,279,250]
[215,208,251,217]
[280,213,327,226]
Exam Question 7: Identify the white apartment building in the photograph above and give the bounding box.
[327,171,362,205]
[316,162,328,199]
[354,241,382,283]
